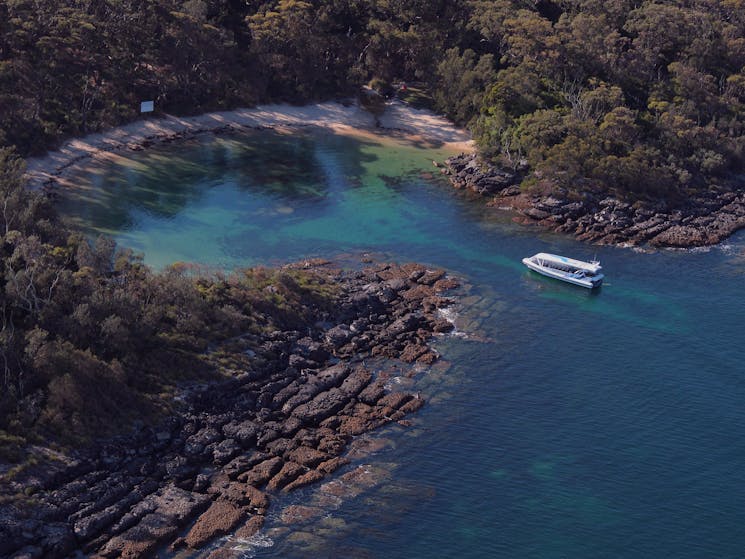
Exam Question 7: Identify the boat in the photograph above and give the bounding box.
[522,252,604,289]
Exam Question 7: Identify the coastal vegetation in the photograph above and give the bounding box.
[1,0,744,199]
[1,0,743,455]
[0,147,343,459]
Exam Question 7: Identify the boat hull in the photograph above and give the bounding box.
[522,257,603,289]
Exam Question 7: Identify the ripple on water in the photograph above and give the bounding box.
[208,532,274,559]
[56,128,745,559]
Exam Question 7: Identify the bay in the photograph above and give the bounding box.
[56,128,745,558]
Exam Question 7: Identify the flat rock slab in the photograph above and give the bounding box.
[98,485,210,558]
[3,260,463,558]
[185,501,246,549]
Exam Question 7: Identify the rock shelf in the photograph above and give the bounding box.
[0,260,461,558]
[445,153,745,248]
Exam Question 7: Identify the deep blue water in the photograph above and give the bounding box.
[57,129,745,558]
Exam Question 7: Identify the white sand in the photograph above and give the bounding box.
[25,99,473,190]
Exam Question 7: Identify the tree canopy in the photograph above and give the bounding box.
[0,148,344,457]
[464,0,745,198]
[2,0,743,196]
[1,0,744,459]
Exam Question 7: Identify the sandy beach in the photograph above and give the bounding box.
[24,99,473,190]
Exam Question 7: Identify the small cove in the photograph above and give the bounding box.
[56,127,745,558]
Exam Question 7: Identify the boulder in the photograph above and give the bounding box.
[164,455,197,481]
[357,379,386,405]
[286,446,328,468]
[399,344,427,363]
[239,457,283,487]
[73,503,124,541]
[418,269,446,285]
[325,325,353,347]
[291,388,349,424]
[281,363,350,414]
[267,462,305,491]
[649,224,707,247]
[234,515,265,540]
[338,368,372,397]
[317,457,350,475]
[523,207,551,220]
[386,313,421,337]
[223,452,270,480]
[212,439,241,465]
[184,501,246,549]
[280,505,325,524]
[184,427,222,457]
[337,414,382,436]
[293,337,330,363]
[282,469,325,492]
[385,278,407,292]
[98,486,209,558]
[244,486,270,513]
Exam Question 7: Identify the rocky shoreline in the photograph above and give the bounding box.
[445,153,745,248]
[0,259,461,559]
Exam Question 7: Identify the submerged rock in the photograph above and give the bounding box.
[1,259,464,558]
[280,505,325,524]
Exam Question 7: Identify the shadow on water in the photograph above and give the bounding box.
[57,128,381,236]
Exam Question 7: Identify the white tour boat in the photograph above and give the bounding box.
[522,252,604,289]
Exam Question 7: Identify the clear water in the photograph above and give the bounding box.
[57,129,745,558]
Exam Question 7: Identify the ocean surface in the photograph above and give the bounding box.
[56,128,745,558]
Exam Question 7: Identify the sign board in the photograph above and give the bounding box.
[140,100,154,113]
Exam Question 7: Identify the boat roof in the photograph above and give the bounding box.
[530,252,602,272]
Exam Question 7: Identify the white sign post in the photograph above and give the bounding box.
[140,100,154,113]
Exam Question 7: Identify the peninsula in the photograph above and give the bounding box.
[2,0,745,556]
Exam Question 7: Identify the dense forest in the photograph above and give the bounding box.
[1,0,745,454]
[0,147,341,458]
[2,0,744,197]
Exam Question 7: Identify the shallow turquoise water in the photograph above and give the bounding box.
[58,129,745,558]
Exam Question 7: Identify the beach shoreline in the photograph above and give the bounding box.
[24,99,474,191]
